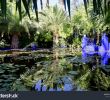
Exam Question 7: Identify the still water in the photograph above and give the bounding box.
[0,49,110,91]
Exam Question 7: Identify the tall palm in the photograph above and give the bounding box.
[38,6,68,48]
[7,1,30,49]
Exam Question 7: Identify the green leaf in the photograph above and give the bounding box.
[63,0,66,10]
[32,0,38,21]
[22,0,30,19]
[16,0,22,20]
[83,0,88,14]
[66,0,71,17]
[104,0,107,14]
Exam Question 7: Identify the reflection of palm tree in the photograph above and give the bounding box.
[34,58,68,88]
[20,55,72,90]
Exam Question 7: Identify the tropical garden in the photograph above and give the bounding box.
[0,0,110,91]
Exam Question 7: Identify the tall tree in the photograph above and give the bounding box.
[6,1,30,49]
[38,6,68,48]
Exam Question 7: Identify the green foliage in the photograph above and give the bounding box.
[61,23,72,38]
[34,31,52,42]
[71,3,109,34]
[74,64,110,90]
[92,68,110,90]
[88,5,106,32]
[0,63,26,91]
[34,31,53,48]
[0,1,30,34]
[83,0,109,16]
[12,79,29,91]
[73,38,81,48]
[0,0,30,20]
[7,2,29,33]
[0,0,71,21]
[83,0,110,31]
[35,5,70,47]
[105,10,110,26]
[72,6,93,34]
[38,5,69,33]
[76,70,92,89]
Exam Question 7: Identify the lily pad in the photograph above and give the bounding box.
[0,70,5,74]
[68,71,78,75]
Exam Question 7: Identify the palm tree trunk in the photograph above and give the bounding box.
[11,34,19,49]
[53,32,59,48]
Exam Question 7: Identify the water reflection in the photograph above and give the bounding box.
[35,76,74,91]
[32,45,110,91]
[82,33,110,66]
[82,47,110,66]
[1,47,110,91]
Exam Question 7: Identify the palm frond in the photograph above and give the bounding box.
[0,0,7,19]
[32,0,38,21]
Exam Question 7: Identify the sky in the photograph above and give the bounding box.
[37,0,83,11]
[37,0,58,10]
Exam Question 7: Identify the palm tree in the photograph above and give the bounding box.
[38,6,68,48]
[7,1,30,49]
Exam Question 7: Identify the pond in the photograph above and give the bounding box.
[0,48,110,91]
